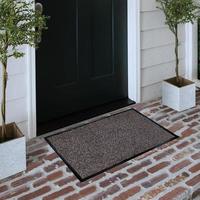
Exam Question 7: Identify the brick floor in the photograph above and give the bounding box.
[0,90,200,200]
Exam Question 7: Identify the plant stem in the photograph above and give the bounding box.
[1,61,7,142]
[175,25,180,85]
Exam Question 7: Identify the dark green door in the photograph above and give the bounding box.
[36,0,128,123]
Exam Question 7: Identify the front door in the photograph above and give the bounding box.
[36,0,128,125]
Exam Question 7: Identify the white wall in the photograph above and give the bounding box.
[140,0,186,102]
[0,45,29,138]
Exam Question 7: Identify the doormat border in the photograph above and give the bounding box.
[45,108,179,182]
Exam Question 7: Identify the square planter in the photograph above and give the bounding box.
[162,77,196,111]
[0,123,26,180]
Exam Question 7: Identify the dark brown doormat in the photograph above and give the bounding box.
[45,109,178,181]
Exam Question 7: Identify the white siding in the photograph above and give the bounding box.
[0,45,29,138]
[140,0,186,102]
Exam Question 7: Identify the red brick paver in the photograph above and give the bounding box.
[0,90,200,199]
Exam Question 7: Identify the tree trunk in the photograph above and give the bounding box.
[0,61,8,142]
[175,25,180,85]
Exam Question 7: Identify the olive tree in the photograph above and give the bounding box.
[156,0,200,84]
[0,0,47,142]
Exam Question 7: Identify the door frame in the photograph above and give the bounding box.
[185,22,198,80]
[27,0,141,139]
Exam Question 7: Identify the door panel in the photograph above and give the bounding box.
[36,0,128,123]
[90,0,114,78]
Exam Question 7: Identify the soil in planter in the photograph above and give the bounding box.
[0,123,23,143]
[165,77,194,88]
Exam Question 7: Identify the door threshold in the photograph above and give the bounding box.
[37,98,135,136]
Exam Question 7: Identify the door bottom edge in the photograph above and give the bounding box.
[37,98,135,136]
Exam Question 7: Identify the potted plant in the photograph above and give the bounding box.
[0,0,47,180]
[156,0,199,111]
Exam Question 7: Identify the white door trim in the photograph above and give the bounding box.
[185,22,198,80]
[27,46,37,139]
[27,0,141,139]
[128,0,141,103]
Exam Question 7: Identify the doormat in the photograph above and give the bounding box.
[46,109,178,181]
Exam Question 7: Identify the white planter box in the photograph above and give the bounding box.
[0,123,26,180]
[162,77,196,111]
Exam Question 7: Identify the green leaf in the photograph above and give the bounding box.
[0,0,48,62]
